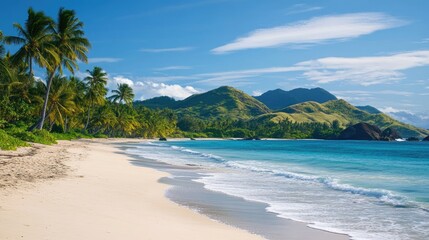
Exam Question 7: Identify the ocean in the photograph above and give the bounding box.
[125,140,429,240]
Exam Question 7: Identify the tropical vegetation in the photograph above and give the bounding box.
[0,7,177,150]
[1,7,428,150]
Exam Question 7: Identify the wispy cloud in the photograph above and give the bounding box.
[140,47,194,53]
[415,38,429,44]
[332,90,413,97]
[88,58,122,63]
[212,12,406,54]
[154,66,192,71]
[297,50,429,85]
[285,3,323,15]
[138,51,429,87]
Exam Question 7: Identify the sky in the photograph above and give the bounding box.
[1,0,429,127]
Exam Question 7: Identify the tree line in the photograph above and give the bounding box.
[0,7,176,143]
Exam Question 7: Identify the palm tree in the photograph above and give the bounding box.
[4,8,57,77]
[109,83,135,105]
[33,75,77,131]
[84,66,107,130]
[37,8,90,130]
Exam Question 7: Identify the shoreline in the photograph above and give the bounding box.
[124,141,350,240]
[0,139,263,240]
[0,138,349,240]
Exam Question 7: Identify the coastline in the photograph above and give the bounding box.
[0,139,263,240]
[0,139,348,240]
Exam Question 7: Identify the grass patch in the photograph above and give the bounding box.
[0,129,29,150]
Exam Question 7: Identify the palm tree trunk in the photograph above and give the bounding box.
[85,102,93,130]
[38,67,57,130]
[29,58,33,79]
[64,116,69,132]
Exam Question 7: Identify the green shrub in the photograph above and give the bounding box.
[8,129,57,145]
[51,132,76,140]
[0,129,29,150]
[93,133,107,138]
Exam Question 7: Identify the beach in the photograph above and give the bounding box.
[0,139,264,240]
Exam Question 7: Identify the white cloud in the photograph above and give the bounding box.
[140,47,194,53]
[107,75,199,100]
[380,108,429,128]
[74,71,90,79]
[88,58,122,63]
[252,90,263,96]
[111,76,134,86]
[154,66,192,71]
[297,50,429,85]
[135,82,199,100]
[212,12,406,54]
[285,4,323,15]
[379,106,410,114]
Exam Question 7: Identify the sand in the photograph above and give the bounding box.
[0,139,264,240]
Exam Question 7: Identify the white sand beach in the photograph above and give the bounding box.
[0,139,350,240]
[0,139,264,240]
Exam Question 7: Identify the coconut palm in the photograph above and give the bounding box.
[4,8,56,77]
[109,83,135,105]
[38,75,77,130]
[84,66,108,129]
[37,8,90,130]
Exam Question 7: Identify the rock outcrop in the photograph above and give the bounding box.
[338,122,382,140]
[423,136,429,141]
[381,127,402,141]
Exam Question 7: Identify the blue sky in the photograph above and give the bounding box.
[1,0,429,126]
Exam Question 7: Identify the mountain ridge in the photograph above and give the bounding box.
[255,87,337,110]
[134,86,429,138]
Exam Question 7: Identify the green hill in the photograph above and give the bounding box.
[252,99,428,138]
[356,105,382,114]
[255,87,337,110]
[135,86,427,138]
[175,86,270,119]
[134,96,177,109]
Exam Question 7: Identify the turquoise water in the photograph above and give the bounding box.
[127,140,429,240]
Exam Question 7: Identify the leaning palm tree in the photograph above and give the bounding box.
[33,74,77,131]
[108,83,135,105]
[37,8,90,130]
[4,8,57,77]
[84,66,108,130]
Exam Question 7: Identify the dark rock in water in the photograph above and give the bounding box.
[423,136,429,141]
[338,122,382,140]
[159,137,167,141]
[190,138,196,140]
[407,137,419,141]
[381,127,402,141]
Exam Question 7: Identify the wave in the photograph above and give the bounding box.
[169,145,226,163]
[225,161,411,208]
[144,142,424,210]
